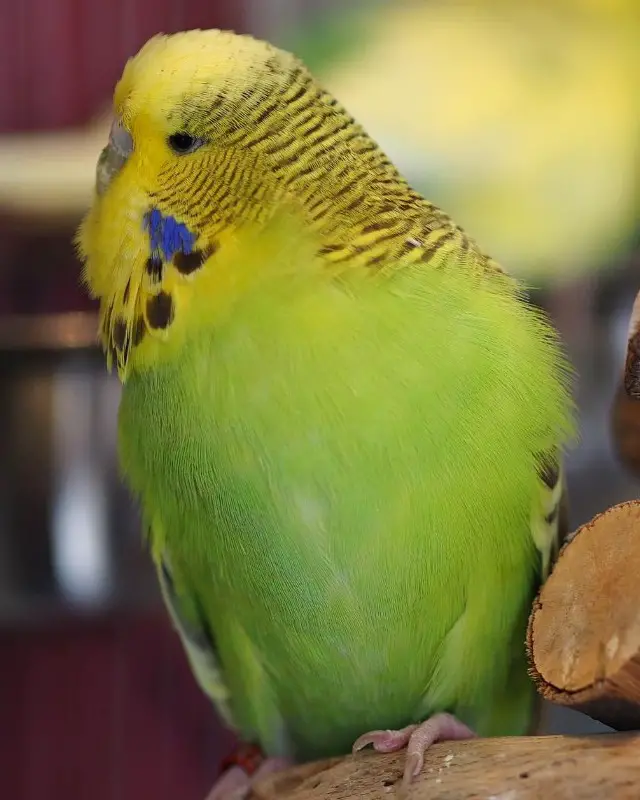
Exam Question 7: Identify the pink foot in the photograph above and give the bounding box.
[205,765,250,800]
[352,712,476,787]
[205,757,292,800]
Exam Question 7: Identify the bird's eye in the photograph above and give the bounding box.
[168,132,204,154]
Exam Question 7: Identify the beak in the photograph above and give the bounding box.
[96,117,134,196]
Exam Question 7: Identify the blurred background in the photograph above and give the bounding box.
[1,0,640,797]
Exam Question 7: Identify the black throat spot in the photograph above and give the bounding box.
[146,291,175,330]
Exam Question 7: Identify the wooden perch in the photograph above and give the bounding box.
[612,289,640,474]
[528,500,640,730]
[249,733,640,799]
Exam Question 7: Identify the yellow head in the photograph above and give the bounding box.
[100,30,303,198]
[76,29,410,378]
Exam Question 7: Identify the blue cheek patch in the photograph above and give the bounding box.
[144,208,197,262]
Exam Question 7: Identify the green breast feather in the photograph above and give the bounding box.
[118,228,573,761]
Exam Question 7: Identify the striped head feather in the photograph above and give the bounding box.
[76,29,500,379]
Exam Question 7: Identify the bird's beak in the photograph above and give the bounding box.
[96,117,133,196]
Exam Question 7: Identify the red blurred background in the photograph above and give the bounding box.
[0,0,242,133]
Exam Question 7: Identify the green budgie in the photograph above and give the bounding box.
[76,28,574,799]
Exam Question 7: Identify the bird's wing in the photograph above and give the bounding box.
[531,450,569,581]
[152,525,236,729]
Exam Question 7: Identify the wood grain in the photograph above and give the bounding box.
[250,733,640,799]
[528,500,640,730]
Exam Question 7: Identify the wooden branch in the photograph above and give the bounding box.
[623,290,640,399]
[250,733,640,799]
[612,289,640,474]
[528,500,640,730]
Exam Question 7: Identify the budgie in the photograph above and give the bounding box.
[77,29,574,798]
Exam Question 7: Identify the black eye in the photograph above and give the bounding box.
[168,132,204,154]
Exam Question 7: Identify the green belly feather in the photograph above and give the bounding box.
[118,264,570,759]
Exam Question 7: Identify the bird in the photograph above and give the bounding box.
[76,29,574,799]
